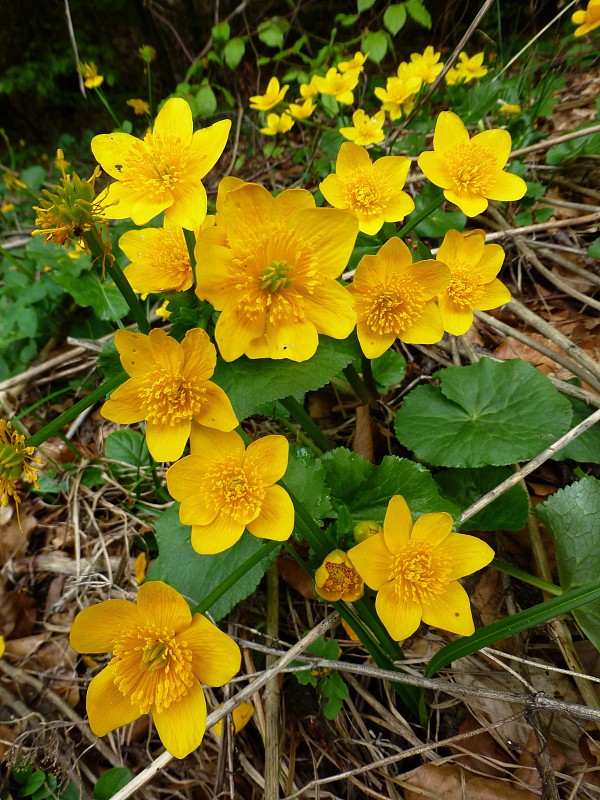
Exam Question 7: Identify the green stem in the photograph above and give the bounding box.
[343,364,375,406]
[397,196,444,240]
[192,540,281,615]
[184,229,197,280]
[492,558,563,596]
[94,87,121,129]
[279,396,334,452]
[26,372,126,448]
[277,414,322,456]
[361,356,379,399]
[353,595,406,662]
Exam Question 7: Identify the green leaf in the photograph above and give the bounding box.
[413,184,466,237]
[213,335,361,421]
[535,477,600,651]
[405,0,431,28]
[383,4,407,35]
[426,577,600,676]
[257,18,290,49]
[546,128,600,166]
[371,349,407,391]
[323,670,349,719]
[21,165,46,192]
[394,358,573,468]
[105,429,150,468]
[195,83,217,117]
[94,768,133,800]
[211,21,230,43]
[223,37,245,69]
[52,270,128,321]
[285,446,333,524]
[148,504,279,620]
[357,0,376,11]
[435,467,529,531]
[362,30,388,64]
[553,396,600,463]
[336,13,359,26]
[18,771,46,798]
[319,449,459,525]
[588,238,600,259]
[97,338,121,380]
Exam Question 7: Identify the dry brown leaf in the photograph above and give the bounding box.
[353,404,374,462]
[403,762,537,799]
[277,551,315,599]
[0,586,37,639]
[470,569,507,628]
[452,713,511,777]
[514,729,566,790]
[0,507,36,563]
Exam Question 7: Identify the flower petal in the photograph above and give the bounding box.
[167,179,207,231]
[148,328,184,374]
[302,282,356,340]
[130,189,173,226]
[486,170,527,202]
[319,174,348,210]
[417,151,452,189]
[181,327,216,379]
[182,613,241,686]
[114,329,155,377]
[356,322,397,359]
[166,455,204,501]
[137,580,192,631]
[348,533,392,590]
[473,278,511,310]
[179,493,220,527]
[101,380,145,424]
[433,111,469,157]
[152,681,206,758]
[442,533,495,580]
[246,484,294,541]
[383,495,413,552]
[420,580,475,635]
[91,133,139,180]
[400,299,445,344]
[195,242,237,309]
[194,384,238,431]
[410,511,454,547]
[146,419,191,462]
[274,187,315,218]
[189,425,245,462]
[86,664,141,736]
[190,513,246,554]
[376,579,422,640]
[188,119,231,179]
[214,305,266,362]
[253,318,319,362]
[471,128,512,168]
[444,188,489,217]
[473,243,505,283]
[245,435,289,484]
[336,142,373,175]
[70,600,141,653]
[152,98,193,145]
[291,208,359,279]
[438,294,474,336]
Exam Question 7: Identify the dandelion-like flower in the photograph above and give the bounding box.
[349,496,494,640]
[320,143,414,236]
[374,73,422,120]
[166,427,294,554]
[436,229,511,335]
[0,419,42,527]
[92,97,230,229]
[339,110,385,146]
[409,46,444,84]
[312,68,361,105]
[314,550,364,602]
[418,111,527,217]
[572,0,600,35]
[249,77,289,111]
[260,112,295,136]
[80,62,104,89]
[69,580,241,758]
[119,218,194,294]
[101,328,237,462]
[195,180,358,362]
[348,237,450,358]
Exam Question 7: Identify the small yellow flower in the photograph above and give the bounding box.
[418,111,527,217]
[166,427,294,554]
[195,180,358,362]
[452,51,489,83]
[260,112,295,136]
[338,51,369,73]
[0,202,15,213]
[155,300,172,320]
[138,44,157,64]
[572,0,600,35]
[349,496,494,640]
[436,229,511,335]
[299,77,319,99]
[126,98,151,116]
[353,520,383,543]
[69,580,241,759]
[0,419,42,529]
[3,173,26,191]
[374,73,421,120]
[314,550,364,602]
[92,97,230,230]
[134,552,147,584]
[312,67,361,105]
[444,66,461,86]
[348,237,450,358]
[339,109,385,146]
[409,46,444,84]
[119,218,193,294]
[249,77,289,111]
[498,103,522,115]
[320,142,414,235]
[287,98,316,120]
[80,62,104,89]
[101,328,238,462]
[213,701,254,737]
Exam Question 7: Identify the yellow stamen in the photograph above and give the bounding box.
[202,460,266,522]
[138,368,208,425]
[447,144,496,195]
[360,276,427,335]
[390,542,450,604]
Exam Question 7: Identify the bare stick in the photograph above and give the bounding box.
[510,123,600,159]
[64,0,86,98]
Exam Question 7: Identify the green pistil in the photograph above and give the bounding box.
[261,260,293,291]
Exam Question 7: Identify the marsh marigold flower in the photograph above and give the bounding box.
[314,550,364,602]
[409,47,443,84]
[0,419,42,527]
[101,328,237,462]
[374,73,421,120]
[166,427,294,554]
[339,110,385,146]
[299,77,319,99]
[353,520,383,543]
[436,229,511,335]
[80,62,104,89]
[195,180,358,362]
[126,98,150,116]
[572,0,600,35]
[92,97,230,229]
[320,143,414,236]
[338,51,369,73]
[418,111,527,217]
[260,112,294,136]
[119,218,193,294]
[69,580,241,758]
[447,52,488,84]
[498,103,522,116]
[249,77,289,111]
[213,701,254,738]
[287,98,316,120]
[348,237,450,358]
[312,68,361,105]
[349,496,494,640]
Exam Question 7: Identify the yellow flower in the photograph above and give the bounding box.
[0,202,15,213]
[119,218,193,294]
[348,496,494,640]
[287,98,316,120]
[249,77,289,111]
[348,237,450,358]
[134,552,147,584]
[498,103,522,115]
[353,520,383,543]
[194,180,358,362]
[338,51,369,73]
[435,229,511,335]
[0,635,4,658]
[126,98,151,116]
[409,46,444,84]
[572,0,600,35]
[92,97,230,230]
[418,111,527,217]
[0,419,42,529]
[374,73,421,120]
[320,143,414,235]
[299,77,319,99]
[69,580,241,759]
[138,44,157,64]
[260,112,295,136]
[3,172,26,191]
[213,701,254,737]
[314,550,364,602]
[166,427,294,554]
[155,300,172,320]
[101,328,237,462]
[339,109,385,146]
[312,67,361,105]
[454,51,489,83]
[80,62,104,89]
[444,67,460,86]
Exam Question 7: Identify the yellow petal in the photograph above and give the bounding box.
[336,142,373,176]
[438,294,474,336]
[214,305,267,362]
[188,119,231,179]
[376,579,422,640]
[167,179,207,230]
[195,244,237,309]
[91,133,138,179]
[190,513,246,554]
[347,533,392,590]
[258,318,319,362]
[181,327,216,379]
[420,580,475,636]
[189,425,245,461]
[293,208,359,279]
[383,495,413,552]
[119,226,160,264]
[182,613,241,686]
[373,155,411,191]
[473,243,505,283]
[245,435,289,484]
[274,187,315,218]
[356,322,396,359]
[137,580,192,631]
[436,228,465,266]
[440,533,495,580]
[433,111,469,157]
[219,182,276,248]
[194,384,238,431]
[145,419,191,462]
[86,664,141,736]
[180,492,220,526]
[444,187,489,217]
[70,599,141,653]
[486,170,527,202]
[152,681,206,758]
[130,188,174,226]
[473,278,511,310]
[148,328,184,374]
[471,128,512,167]
[115,329,155,377]
[166,455,204,501]
[410,512,454,547]
[400,299,445,344]
[153,98,193,145]
[417,151,452,188]
[101,380,145,424]
[246,484,294,541]
[303,282,356,340]
[319,174,348,210]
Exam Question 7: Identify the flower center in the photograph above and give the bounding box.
[203,459,266,523]
[447,143,496,196]
[153,227,193,291]
[323,561,362,596]
[390,541,450,605]
[446,268,485,307]
[347,176,383,215]
[138,368,207,425]
[260,260,294,291]
[119,133,190,200]
[359,275,427,336]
